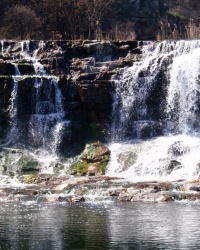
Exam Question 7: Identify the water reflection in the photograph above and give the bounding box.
[0,202,200,249]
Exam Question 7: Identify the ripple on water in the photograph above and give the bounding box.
[0,202,200,249]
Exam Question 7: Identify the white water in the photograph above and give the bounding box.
[28,77,65,156]
[20,40,46,75]
[106,135,200,181]
[166,47,200,134]
[0,41,71,173]
[109,40,200,181]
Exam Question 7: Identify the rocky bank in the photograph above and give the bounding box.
[1,174,200,204]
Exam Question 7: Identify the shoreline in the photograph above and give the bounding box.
[0,175,200,204]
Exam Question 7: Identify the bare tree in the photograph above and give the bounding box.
[79,0,114,40]
[30,0,85,39]
[2,5,41,39]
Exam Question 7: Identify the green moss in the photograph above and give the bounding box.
[99,162,106,174]
[71,161,89,176]
[23,174,38,184]
[71,142,110,176]
[97,155,109,175]
[84,144,96,160]
[71,155,109,176]
[3,54,10,59]
[17,155,40,172]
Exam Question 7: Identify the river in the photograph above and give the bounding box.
[0,202,200,249]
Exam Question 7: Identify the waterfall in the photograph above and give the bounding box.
[28,77,66,155]
[108,40,200,181]
[166,46,200,134]
[112,40,200,141]
[1,39,200,180]
[20,40,46,75]
[1,41,70,157]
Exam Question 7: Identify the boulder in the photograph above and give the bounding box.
[16,155,40,173]
[109,188,127,196]
[0,149,41,175]
[166,160,182,174]
[118,151,137,172]
[52,162,65,174]
[156,194,174,202]
[168,141,190,157]
[71,142,111,176]
[71,196,85,203]
[81,141,110,161]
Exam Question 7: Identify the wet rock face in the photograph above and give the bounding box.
[0,40,142,148]
[167,160,182,174]
[0,77,13,137]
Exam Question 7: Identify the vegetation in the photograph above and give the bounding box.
[1,5,41,39]
[0,0,199,40]
[71,142,110,176]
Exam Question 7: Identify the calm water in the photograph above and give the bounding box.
[0,202,200,250]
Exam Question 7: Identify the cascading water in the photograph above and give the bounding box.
[27,77,65,155]
[107,40,200,181]
[1,39,200,183]
[1,41,70,159]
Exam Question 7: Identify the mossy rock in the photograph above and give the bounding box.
[16,155,40,173]
[71,159,108,176]
[167,10,188,20]
[53,162,65,174]
[71,161,89,176]
[81,141,110,162]
[71,142,110,176]
[22,174,39,184]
